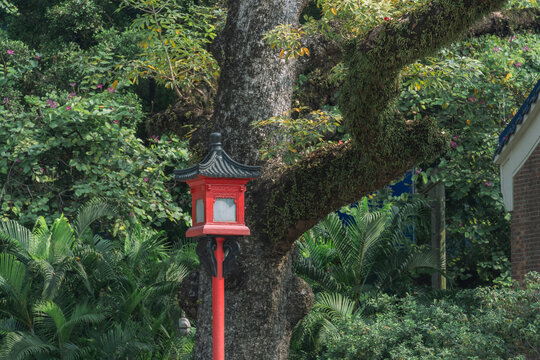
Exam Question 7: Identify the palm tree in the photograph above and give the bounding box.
[296,197,438,301]
[0,198,198,359]
[291,196,440,358]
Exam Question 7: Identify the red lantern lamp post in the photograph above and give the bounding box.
[174,133,260,360]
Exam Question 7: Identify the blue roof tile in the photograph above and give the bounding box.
[494,79,540,157]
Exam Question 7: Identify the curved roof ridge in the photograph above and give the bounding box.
[175,133,261,181]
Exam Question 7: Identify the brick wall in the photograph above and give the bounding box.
[511,141,540,283]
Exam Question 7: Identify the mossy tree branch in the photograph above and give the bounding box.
[468,7,540,36]
[250,114,446,250]
[251,0,509,250]
[296,6,538,110]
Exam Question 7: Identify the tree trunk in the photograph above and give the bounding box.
[192,1,313,359]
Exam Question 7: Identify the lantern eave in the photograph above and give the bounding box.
[186,224,251,238]
[173,133,261,182]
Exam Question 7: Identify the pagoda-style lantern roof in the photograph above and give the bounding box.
[174,133,261,181]
[174,133,261,238]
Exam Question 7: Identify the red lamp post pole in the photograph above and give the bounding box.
[212,237,226,360]
[175,134,261,360]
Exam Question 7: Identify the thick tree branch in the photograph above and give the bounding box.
[250,115,446,250]
[298,6,538,73]
[252,0,510,250]
[295,5,538,111]
[468,7,540,36]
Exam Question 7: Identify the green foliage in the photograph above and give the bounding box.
[0,52,191,227]
[314,272,540,360]
[296,197,437,300]
[252,107,344,164]
[402,32,540,285]
[122,0,222,106]
[264,0,432,58]
[3,0,133,49]
[0,0,18,15]
[0,202,197,359]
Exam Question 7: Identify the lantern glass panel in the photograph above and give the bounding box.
[195,199,204,223]
[214,198,236,222]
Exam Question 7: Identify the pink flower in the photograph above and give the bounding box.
[523,46,530,52]
[143,177,149,182]
[453,135,459,141]
[40,168,44,173]
[508,35,516,42]
[484,181,492,187]
[69,82,76,87]
[129,211,134,217]
[68,92,76,98]
[458,222,463,228]
[35,55,40,60]
[468,96,477,102]
[514,62,522,67]
[3,97,8,104]
[66,106,72,110]
[46,99,58,108]
[415,168,422,174]
[338,140,343,144]
[450,140,457,149]
[493,46,500,52]
[384,17,390,21]
[96,84,103,89]
[6,49,14,55]
[113,120,119,124]
[107,87,114,93]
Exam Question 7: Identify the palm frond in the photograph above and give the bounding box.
[0,317,25,335]
[34,301,67,342]
[0,332,57,360]
[0,220,32,254]
[73,198,117,239]
[62,302,107,342]
[96,325,152,358]
[294,256,341,293]
[314,292,355,321]
[49,216,75,262]
[323,212,353,267]
[0,253,27,297]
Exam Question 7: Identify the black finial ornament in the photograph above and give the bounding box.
[210,132,222,150]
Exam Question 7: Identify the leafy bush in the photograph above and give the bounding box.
[313,273,540,360]
[0,79,191,227]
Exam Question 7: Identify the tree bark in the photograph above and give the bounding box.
[191,1,314,359]
[187,0,509,358]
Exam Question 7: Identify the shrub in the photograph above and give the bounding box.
[316,273,540,360]
[0,84,191,227]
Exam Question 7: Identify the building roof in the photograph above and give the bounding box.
[494,78,540,157]
[174,133,261,181]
